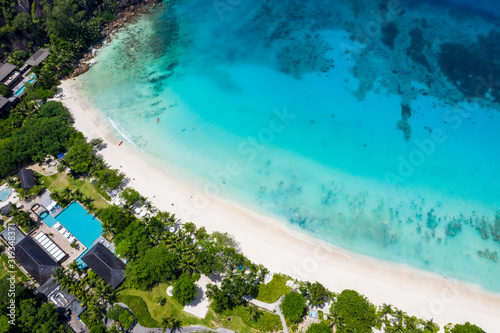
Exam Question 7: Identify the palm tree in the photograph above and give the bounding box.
[161,315,181,333]
[57,158,70,173]
[246,304,260,321]
[62,187,73,203]
[53,267,66,283]
[179,257,196,274]
[183,222,197,235]
[73,188,84,202]
[86,201,96,216]
[379,303,393,325]
[326,308,340,330]
[86,303,104,324]
[393,309,406,333]
[82,195,94,207]
[59,275,73,292]
[423,318,439,333]
[68,261,81,276]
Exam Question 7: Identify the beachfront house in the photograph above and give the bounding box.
[14,236,61,285]
[81,243,126,289]
[18,168,35,190]
[0,48,49,106]
[25,48,49,67]
[0,63,16,85]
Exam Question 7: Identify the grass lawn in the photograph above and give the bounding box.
[0,253,29,283]
[39,172,110,210]
[117,284,272,332]
[256,274,291,303]
[117,294,159,328]
[223,305,282,332]
[118,284,211,328]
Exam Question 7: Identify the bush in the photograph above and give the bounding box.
[280,291,306,323]
[0,83,8,97]
[306,322,331,333]
[173,275,197,306]
[449,322,486,333]
[331,289,376,333]
[107,305,134,330]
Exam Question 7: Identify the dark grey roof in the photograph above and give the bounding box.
[0,97,9,110]
[0,224,25,246]
[81,243,126,289]
[18,169,35,190]
[0,63,16,82]
[15,236,60,285]
[25,49,49,67]
[0,204,12,216]
[37,277,86,316]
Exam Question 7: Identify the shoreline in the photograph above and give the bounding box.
[57,78,500,332]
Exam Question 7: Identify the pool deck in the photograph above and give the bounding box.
[0,184,20,210]
[35,223,87,268]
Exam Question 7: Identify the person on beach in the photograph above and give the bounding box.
[119,141,123,146]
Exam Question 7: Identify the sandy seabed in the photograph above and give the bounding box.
[58,78,500,332]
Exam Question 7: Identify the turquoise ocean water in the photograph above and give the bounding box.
[81,0,500,291]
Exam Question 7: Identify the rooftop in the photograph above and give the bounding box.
[18,169,35,190]
[36,277,86,316]
[0,204,12,216]
[0,63,16,82]
[81,243,126,289]
[0,224,25,246]
[0,96,10,111]
[15,236,60,285]
[26,49,49,67]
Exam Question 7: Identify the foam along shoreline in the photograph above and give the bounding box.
[57,78,500,332]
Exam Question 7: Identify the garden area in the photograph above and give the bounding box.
[0,252,28,283]
[40,172,110,210]
[256,274,291,303]
[117,284,282,333]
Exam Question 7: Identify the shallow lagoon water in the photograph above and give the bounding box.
[82,0,500,291]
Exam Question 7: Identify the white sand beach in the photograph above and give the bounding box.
[58,78,500,332]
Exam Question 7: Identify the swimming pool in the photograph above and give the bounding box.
[41,202,103,266]
[0,188,11,202]
[14,86,25,96]
[40,210,58,227]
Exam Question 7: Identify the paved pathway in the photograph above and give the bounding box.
[243,296,288,333]
[243,296,275,312]
[274,296,289,333]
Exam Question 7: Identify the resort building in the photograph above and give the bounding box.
[0,48,48,106]
[0,204,12,217]
[25,48,49,67]
[32,232,68,263]
[14,236,61,285]
[0,63,16,84]
[81,243,126,289]
[0,96,10,114]
[0,224,25,246]
[18,168,35,190]
[36,277,86,316]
